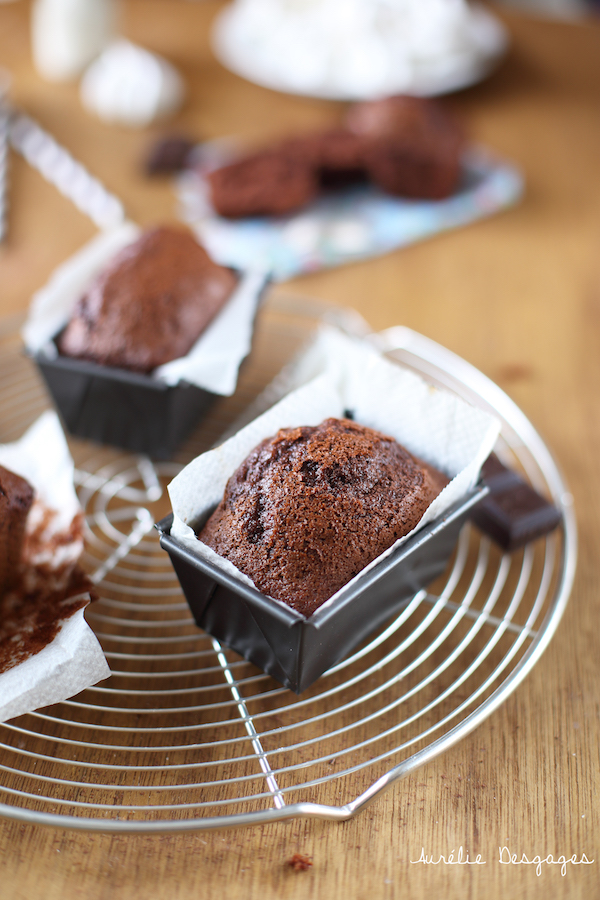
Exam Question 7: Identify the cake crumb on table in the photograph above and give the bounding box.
[287,853,313,871]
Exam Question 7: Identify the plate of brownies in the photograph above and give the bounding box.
[178,95,523,280]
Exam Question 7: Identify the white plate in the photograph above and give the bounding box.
[211,2,509,101]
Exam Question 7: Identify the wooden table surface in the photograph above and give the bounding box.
[0,2,599,898]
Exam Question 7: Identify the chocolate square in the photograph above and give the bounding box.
[472,455,562,551]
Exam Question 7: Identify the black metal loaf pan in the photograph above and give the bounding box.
[156,485,486,693]
[34,353,215,459]
[32,271,269,459]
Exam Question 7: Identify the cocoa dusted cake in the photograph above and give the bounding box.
[58,226,237,373]
[0,466,34,596]
[199,418,449,617]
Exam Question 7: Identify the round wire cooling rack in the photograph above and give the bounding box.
[0,296,576,833]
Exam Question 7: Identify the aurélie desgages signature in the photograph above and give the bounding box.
[410,846,594,876]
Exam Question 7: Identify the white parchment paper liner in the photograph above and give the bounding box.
[0,412,110,722]
[22,221,267,397]
[168,328,501,617]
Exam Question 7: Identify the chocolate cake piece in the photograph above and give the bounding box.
[199,417,449,617]
[364,128,463,199]
[0,465,34,596]
[207,150,318,218]
[58,226,237,373]
[279,129,369,188]
[346,95,464,200]
[472,454,562,551]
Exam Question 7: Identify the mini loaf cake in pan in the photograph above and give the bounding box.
[199,418,449,617]
[161,327,500,690]
[26,223,267,457]
[58,226,238,373]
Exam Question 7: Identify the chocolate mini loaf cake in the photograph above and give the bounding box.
[199,418,449,617]
[0,465,34,596]
[58,226,237,373]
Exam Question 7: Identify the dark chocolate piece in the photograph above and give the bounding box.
[479,453,522,492]
[472,454,562,551]
[144,136,196,175]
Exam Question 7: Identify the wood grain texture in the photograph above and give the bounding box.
[0,2,599,898]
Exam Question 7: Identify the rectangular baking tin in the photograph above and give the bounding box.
[156,485,487,693]
[32,270,269,459]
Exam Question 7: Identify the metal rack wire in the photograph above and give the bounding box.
[0,296,576,832]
